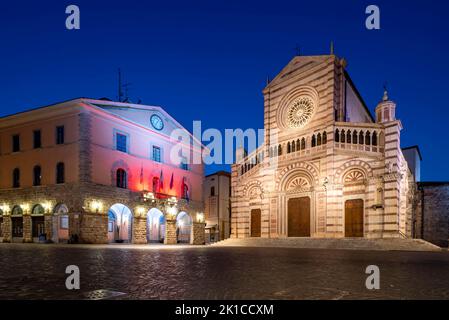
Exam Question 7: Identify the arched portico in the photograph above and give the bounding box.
[176,211,192,243]
[147,208,165,243]
[108,203,133,243]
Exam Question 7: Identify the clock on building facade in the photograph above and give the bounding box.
[150,114,164,131]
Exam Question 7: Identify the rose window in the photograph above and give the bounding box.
[287,97,315,128]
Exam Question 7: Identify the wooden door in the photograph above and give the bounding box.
[345,199,364,237]
[250,209,261,237]
[288,197,311,237]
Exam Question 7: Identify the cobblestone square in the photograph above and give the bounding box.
[1,244,449,300]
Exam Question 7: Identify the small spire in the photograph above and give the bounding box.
[382,82,389,101]
[266,75,271,86]
[330,41,334,55]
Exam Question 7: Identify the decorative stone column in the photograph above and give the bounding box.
[133,216,147,244]
[23,215,32,243]
[164,219,177,244]
[2,216,11,243]
[191,222,206,245]
[44,214,53,242]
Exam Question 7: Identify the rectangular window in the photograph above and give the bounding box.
[56,126,65,145]
[108,221,114,233]
[152,146,161,163]
[116,133,128,153]
[12,135,20,152]
[33,130,42,149]
[211,186,215,197]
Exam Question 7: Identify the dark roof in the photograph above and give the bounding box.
[206,170,231,178]
[402,145,423,161]
[344,70,375,123]
[418,182,449,187]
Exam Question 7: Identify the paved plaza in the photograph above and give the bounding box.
[1,243,449,300]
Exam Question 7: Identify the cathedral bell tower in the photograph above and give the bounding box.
[376,89,396,123]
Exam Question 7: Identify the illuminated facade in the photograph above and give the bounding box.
[0,98,205,244]
[231,55,418,240]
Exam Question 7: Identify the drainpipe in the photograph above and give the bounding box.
[217,175,220,241]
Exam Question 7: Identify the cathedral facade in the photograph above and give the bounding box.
[231,55,416,240]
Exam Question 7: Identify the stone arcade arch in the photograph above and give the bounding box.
[31,204,45,242]
[176,211,192,244]
[108,204,133,243]
[147,208,166,243]
[52,204,69,243]
[11,205,23,242]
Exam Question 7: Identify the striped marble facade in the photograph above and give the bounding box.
[231,55,415,239]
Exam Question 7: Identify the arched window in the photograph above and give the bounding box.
[317,133,322,146]
[341,130,346,143]
[116,169,127,189]
[11,205,23,216]
[383,109,390,122]
[33,166,42,186]
[359,131,364,145]
[365,132,371,145]
[301,138,306,150]
[182,178,189,200]
[278,145,282,156]
[335,129,340,143]
[12,168,20,188]
[347,130,351,144]
[296,139,300,151]
[291,141,296,153]
[311,135,316,148]
[287,142,291,154]
[352,131,358,144]
[372,132,378,146]
[32,204,45,215]
[56,162,65,184]
[323,131,327,144]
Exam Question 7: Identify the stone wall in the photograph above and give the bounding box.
[79,213,108,244]
[417,182,449,247]
[191,222,206,245]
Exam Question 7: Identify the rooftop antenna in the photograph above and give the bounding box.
[117,68,132,103]
[118,68,124,102]
[330,41,335,55]
[294,44,301,56]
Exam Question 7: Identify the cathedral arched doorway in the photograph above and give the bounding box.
[147,208,165,243]
[288,197,311,237]
[250,209,261,237]
[108,204,133,243]
[176,211,192,243]
[345,199,364,237]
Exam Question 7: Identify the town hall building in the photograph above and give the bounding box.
[0,98,205,244]
[231,54,418,240]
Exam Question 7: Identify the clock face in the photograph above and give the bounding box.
[150,115,164,131]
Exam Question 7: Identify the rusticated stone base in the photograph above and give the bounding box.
[23,215,32,243]
[164,220,177,244]
[191,222,206,245]
[80,213,108,244]
[133,217,147,244]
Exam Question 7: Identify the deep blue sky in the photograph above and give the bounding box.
[1,1,448,180]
